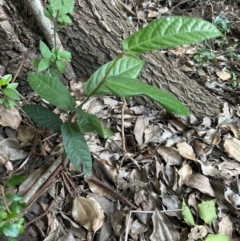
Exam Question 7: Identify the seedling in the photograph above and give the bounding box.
[0,74,19,109]
[0,175,26,241]
[182,199,230,241]
[21,0,222,178]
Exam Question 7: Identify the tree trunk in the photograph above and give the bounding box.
[1,0,224,118]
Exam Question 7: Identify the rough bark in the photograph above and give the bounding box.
[1,0,224,117]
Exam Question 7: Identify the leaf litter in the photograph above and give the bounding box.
[1,0,240,240]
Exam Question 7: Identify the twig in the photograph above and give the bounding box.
[12,48,31,83]
[89,176,137,209]
[22,156,63,205]
[121,98,127,152]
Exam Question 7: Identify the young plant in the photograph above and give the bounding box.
[0,74,20,109]
[182,199,230,241]
[22,0,222,178]
[0,175,26,241]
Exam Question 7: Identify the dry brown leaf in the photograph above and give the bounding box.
[17,126,35,142]
[184,174,215,197]
[177,142,196,161]
[150,209,180,241]
[218,216,233,238]
[110,210,128,236]
[177,161,192,186]
[157,146,183,165]
[0,106,21,129]
[72,196,104,233]
[216,68,231,81]
[224,138,240,162]
[134,116,149,145]
[188,225,208,241]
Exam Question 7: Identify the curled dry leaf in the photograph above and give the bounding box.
[72,196,105,233]
[177,142,196,161]
[157,146,183,165]
[224,138,240,162]
[0,106,21,129]
[184,174,215,197]
[218,216,233,238]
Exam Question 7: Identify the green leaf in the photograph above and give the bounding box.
[58,50,71,61]
[182,200,195,226]
[7,83,18,89]
[38,58,51,72]
[61,122,92,177]
[4,175,26,186]
[9,201,26,213]
[83,57,144,96]
[59,14,72,24]
[198,199,217,224]
[28,73,76,111]
[205,234,230,241]
[76,107,114,138]
[2,222,20,238]
[39,41,52,59]
[0,74,12,86]
[32,58,41,68]
[5,194,23,202]
[22,104,63,131]
[104,76,189,116]
[2,88,19,100]
[56,59,66,73]
[122,16,223,54]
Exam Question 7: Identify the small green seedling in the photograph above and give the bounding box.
[182,199,230,241]
[0,175,26,241]
[0,74,19,109]
[22,0,222,178]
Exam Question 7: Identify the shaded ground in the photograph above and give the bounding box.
[1,0,240,240]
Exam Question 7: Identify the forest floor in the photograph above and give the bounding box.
[1,0,240,240]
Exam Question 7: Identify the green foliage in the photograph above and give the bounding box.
[198,199,217,224]
[61,122,92,177]
[205,234,230,241]
[122,16,222,55]
[182,199,229,240]
[22,104,63,131]
[27,73,76,111]
[194,44,215,65]
[76,107,114,138]
[26,0,222,179]
[213,16,231,34]
[104,76,189,115]
[0,176,26,240]
[182,200,195,226]
[0,74,20,109]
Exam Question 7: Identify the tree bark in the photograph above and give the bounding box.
[1,0,224,118]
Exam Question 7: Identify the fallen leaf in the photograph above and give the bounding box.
[72,196,104,233]
[0,106,21,129]
[216,68,231,81]
[177,142,196,161]
[157,146,183,165]
[224,138,240,162]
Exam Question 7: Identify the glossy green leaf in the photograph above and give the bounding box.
[4,175,26,187]
[83,57,144,96]
[182,200,195,226]
[0,74,12,86]
[198,199,217,224]
[2,88,19,100]
[122,16,223,54]
[22,104,63,131]
[9,201,26,213]
[205,234,230,241]
[61,122,92,177]
[28,73,76,111]
[2,223,20,238]
[104,76,189,116]
[76,107,114,138]
[5,194,23,202]
[39,40,52,59]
